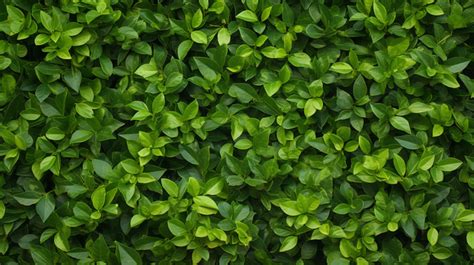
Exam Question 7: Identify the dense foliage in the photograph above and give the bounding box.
[0,0,474,264]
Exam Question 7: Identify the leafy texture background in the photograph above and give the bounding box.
[0,0,474,264]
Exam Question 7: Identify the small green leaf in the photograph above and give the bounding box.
[0,56,12,70]
[418,154,435,171]
[177,40,193,60]
[191,30,208,44]
[152,93,165,114]
[193,196,219,211]
[467,232,474,249]
[408,102,433,113]
[263,81,281,97]
[194,57,219,82]
[135,63,157,78]
[437,158,462,172]
[393,153,406,176]
[75,102,94,119]
[36,194,55,222]
[168,219,187,236]
[115,242,143,265]
[217,28,231,45]
[161,178,179,197]
[330,62,353,74]
[40,156,56,173]
[70,130,94,144]
[279,201,302,216]
[14,192,42,206]
[373,0,388,24]
[0,201,5,219]
[234,139,253,150]
[130,214,147,227]
[426,5,444,16]
[280,236,298,252]
[91,186,106,210]
[236,10,259,23]
[261,47,287,59]
[428,227,438,246]
[288,52,312,68]
[92,159,115,179]
[390,116,411,134]
[304,98,323,117]
[40,11,54,32]
[395,135,422,150]
[150,201,170,215]
[192,9,203,28]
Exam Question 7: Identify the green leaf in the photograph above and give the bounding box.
[373,0,387,24]
[31,246,54,265]
[0,201,5,219]
[467,232,474,249]
[336,89,354,109]
[217,28,231,45]
[40,11,54,32]
[236,10,259,23]
[438,73,460,88]
[177,40,193,60]
[100,56,113,77]
[187,178,201,197]
[393,153,406,176]
[192,9,203,28]
[353,75,367,100]
[36,194,55,222]
[261,47,287,59]
[418,154,435,171]
[152,93,165,114]
[234,139,252,150]
[115,242,143,265]
[70,130,94,144]
[130,215,147,228]
[194,57,219,82]
[193,195,219,215]
[426,5,444,16]
[280,236,298,252]
[135,63,157,78]
[0,56,12,70]
[288,53,312,68]
[14,192,42,206]
[75,102,94,119]
[40,156,56,173]
[121,159,141,174]
[263,81,281,97]
[150,201,170,215]
[228,83,258,103]
[304,98,323,117]
[437,158,462,172]
[168,219,187,236]
[389,116,411,134]
[203,178,224,196]
[191,30,208,44]
[91,186,106,210]
[92,159,115,179]
[408,102,433,113]
[395,135,422,150]
[161,178,179,197]
[279,201,302,216]
[428,227,438,246]
[330,62,353,74]
[183,100,199,120]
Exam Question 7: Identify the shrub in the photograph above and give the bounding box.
[0,0,473,264]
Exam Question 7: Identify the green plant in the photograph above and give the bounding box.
[0,0,473,264]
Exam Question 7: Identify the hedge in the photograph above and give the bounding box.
[0,0,474,264]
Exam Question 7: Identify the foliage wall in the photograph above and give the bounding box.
[0,0,474,264]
